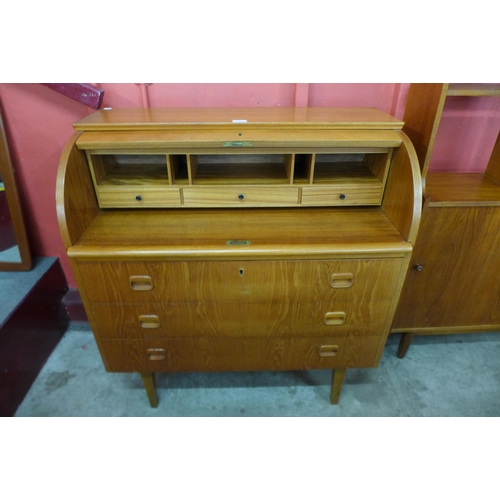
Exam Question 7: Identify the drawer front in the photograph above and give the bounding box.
[77,259,403,305]
[97,186,181,208]
[301,185,382,206]
[183,186,299,207]
[91,300,393,339]
[99,335,381,372]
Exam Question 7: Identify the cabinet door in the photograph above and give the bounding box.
[392,205,500,329]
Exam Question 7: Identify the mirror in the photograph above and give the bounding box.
[0,103,32,271]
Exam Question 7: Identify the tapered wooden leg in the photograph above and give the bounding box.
[330,368,346,404]
[397,333,414,359]
[140,372,158,408]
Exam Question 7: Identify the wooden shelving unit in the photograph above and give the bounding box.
[391,83,500,357]
[447,83,500,97]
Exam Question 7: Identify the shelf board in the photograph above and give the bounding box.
[426,172,500,206]
[313,163,380,185]
[447,84,500,97]
[100,164,169,186]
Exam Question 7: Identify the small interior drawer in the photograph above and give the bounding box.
[182,186,299,207]
[301,185,383,206]
[96,186,181,208]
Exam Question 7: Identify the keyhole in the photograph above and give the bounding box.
[239,268,244,276]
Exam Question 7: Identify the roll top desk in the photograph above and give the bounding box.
[56,107,421,407]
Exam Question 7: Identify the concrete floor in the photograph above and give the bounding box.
[15,322,500,416]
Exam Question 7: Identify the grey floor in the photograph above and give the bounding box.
[15,322,500,417]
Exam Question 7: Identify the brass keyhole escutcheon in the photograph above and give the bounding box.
[239,268,244,276]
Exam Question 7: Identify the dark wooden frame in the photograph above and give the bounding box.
[0,104,32,271]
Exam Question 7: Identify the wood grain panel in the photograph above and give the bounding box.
[91,300,393,339]
[485,130,500,186]
[381,131,422,244]
[99,335,381,372]
[67,207,412,261]
[401,83,448,178]
[76,129,403,150]
[77,259,403,304]
[56,133,100,248]
[426,172,500,205]
[392,204,500,329]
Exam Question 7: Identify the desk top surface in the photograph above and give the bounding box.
[73,107,404,132]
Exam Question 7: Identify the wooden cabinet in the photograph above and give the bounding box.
[391,84,500,357]
[56,107,421,406]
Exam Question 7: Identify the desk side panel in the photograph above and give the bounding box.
[56,133,100,249]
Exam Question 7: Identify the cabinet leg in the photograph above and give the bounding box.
[140,372,158,408]
[397,333,414,359]
[330,368,346,405]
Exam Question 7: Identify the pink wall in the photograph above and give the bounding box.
[0,83,498,288]
[430,95,500,172]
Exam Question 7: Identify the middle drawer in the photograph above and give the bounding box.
[78,258,403,304]
[91,300,393,339]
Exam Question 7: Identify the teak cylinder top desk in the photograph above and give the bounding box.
[56,107,422,407]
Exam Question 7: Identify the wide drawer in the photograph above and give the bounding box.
[77,259,403,304]
[96,186,181,208]
[182,186,299,207]
[91,299,393,339]
[99,335,382,372]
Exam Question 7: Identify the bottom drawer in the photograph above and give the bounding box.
[99,335,381,372]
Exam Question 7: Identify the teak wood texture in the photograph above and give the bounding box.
[392,84,500,358]
[56,107,422,406]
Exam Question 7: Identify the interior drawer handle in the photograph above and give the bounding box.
[138,315,160,329]
[324,311,346,326]
[129,275,154,291]
[147,348,166,361]
[330,273,354,289]
[318,345,340,357]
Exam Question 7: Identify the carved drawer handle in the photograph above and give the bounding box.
[139,315,160,329]
[147,348,166,361]
[129,275,154,291]
[324,311,346,326]
[318,345,340,357]
[330,273,354,289]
